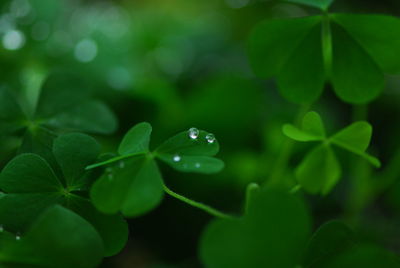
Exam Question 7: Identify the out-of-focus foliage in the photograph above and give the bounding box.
[0,0,400,267]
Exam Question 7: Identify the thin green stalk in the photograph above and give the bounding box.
[322,12,332,80]
[86,152,146,170]
[264,104,310,187]
[245,183,260,214]
[162,182,237,220]
[345,105,371,225]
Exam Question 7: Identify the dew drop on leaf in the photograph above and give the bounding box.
[188,127,199,140]
[205,133,216,144]
[173,154,181,162]
[15,233,21,241]
[195,163,201,168]
[0,225,3,232]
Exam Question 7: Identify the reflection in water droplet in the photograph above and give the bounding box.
[15,233,21,241]
[195,163,201,168]
[74,38,98,63]
[173,155,181,162]
[2,29,25,50]
[188,127,199,140]
[205,133,216,144]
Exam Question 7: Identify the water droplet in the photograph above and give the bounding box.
[0,225,3,232]
[74,38,98,63]
[205,133,216,144]
[119,161,125,169]
[15,233,21,241]
[173,155,181,162]
[188,127,199,140]
[195,163,201,168]
[2,29,25,50]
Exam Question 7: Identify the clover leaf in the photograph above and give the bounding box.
[0,73,117,162]
[199,188,311,268]
[248,12,400,104]
[283,111,325,141]
[286,0,335,10]
[0,205,104,268]
[88,123,224,217]
[322,245,400,268]
[0,133,128,257]
[283,111,380,194]
[301,220,399,268]
[302,220,355,267]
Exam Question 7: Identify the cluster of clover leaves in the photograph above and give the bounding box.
[1,0,400,267]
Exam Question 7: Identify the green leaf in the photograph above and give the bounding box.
[324,244,400,268]
[0,193,62,233]
[330,121,380,167]
[296,145,341,195]
[286,0,334,10]
[0,135,128,256]
[332,14,400,74]
[156,129,219,156]
[0,205,104,268]
[53,133,100,187]
[155,129,224,174]
[283,111,325,142]
[302,111,326,138]
[66,196,128,257]
[90,158,164,217]
[248,16,321,79]
[34,73,117,134]
[277,23,325,103]
[303,220,355,267]
[157,155,224,174]
[0,154,62,193]
[118,122,152,156]
[43,101,118,135]
[0,87,26,134]
[18,127,58,167]
[331,22,384,104]
[199,189,311,268]
[34,73,91,118]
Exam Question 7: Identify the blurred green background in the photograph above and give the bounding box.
[1,0,400,267]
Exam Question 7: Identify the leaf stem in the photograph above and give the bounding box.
[345,105,371,225]
[322,12,332,80]
[86,152,146,170]
[162,182,237,220]
[245,183,260,214]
